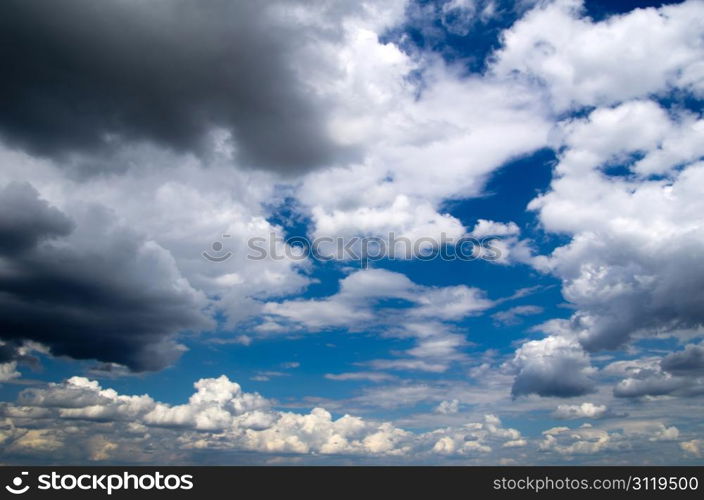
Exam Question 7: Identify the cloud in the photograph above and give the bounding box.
[0,362,20,383]
[0,374,697,464]
[611,352,704,399]
[493,0,704,111]
[469,219,520,238]
[528,100,704,353]
[539,421,680,456]
[325,372,397,383]
[428,415,524,455]
[0,182,212,372]
[434,399,460,414]
[681,439,703,457]
[365,359,449,374]
[262,269,492,371]
[298,54,551,250]
[0,0,393,174]
[0,139,314,337]
[0,375,527,462]
[0,182,74,255]
[509,336,596,398]
[250,372,288,383]
[552,403,608,420]
[263,268,492,329]
[498,4,704,397]
[492,305,543,326]
[661,343,704,376]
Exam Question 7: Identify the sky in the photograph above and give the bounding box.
[0,0,703,465]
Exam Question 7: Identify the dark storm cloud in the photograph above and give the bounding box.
[0,0,347,173]
[0,182,211,372]
[0,182,74,255]
[0,341,40,369]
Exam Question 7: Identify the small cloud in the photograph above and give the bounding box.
[207,335,252,346]
[681,439,703,457]
[324,372,396,383]
[492,305,543,326]
[251,371,288,382]
[85,362,133,379]
[552,403,608,420]
[434,399,460,414]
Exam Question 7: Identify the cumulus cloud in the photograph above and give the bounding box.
[493,0,704,110]
[661,343,704,377]
[539,421,680,456]
[0,362,20,383]
[527,100,704,354]
[610,352,704,399]
[509,336,596,398]
[0,374,696,464]
[552,403,608,420]
[429,414,523,455]
[297,42,552,250]
[434,399,460,414]
[681,439,703,457]
[0,375,527,462]
[0,137,313,340]
[493,2,704,409]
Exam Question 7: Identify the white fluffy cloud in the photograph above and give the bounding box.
[435,399,460,415]
[262,268,493,371]
[297,30,552,250]
[539,421,680,456]
[1,375,700,464]
[552,402,607,420]
[0,375,529,461]
[485,0,704,407]
[493,0,704,110]
[528,100,704,353]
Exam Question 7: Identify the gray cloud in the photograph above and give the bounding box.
[509,337,596,398]
[0,182,211,372]
[0,182,74,255]
[613,348,704,399]
[613,375,704,399]
[0,0,351,175]
[662,343,704,377]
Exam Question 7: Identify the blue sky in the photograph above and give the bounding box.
[1,0,703,464]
